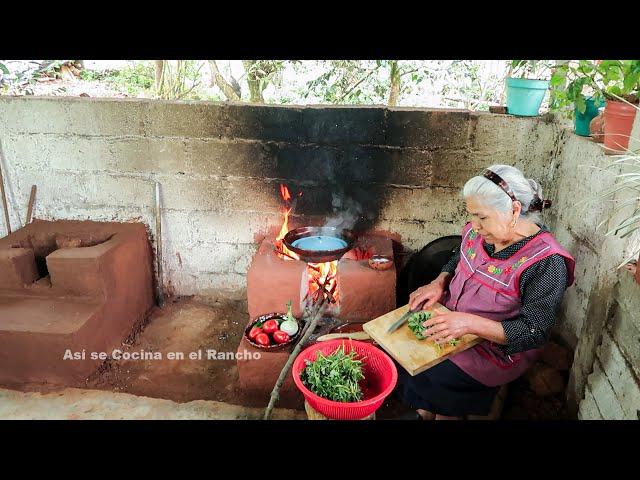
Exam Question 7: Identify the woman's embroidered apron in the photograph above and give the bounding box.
[441,223,575,387]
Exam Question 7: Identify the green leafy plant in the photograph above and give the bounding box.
[79,69,108,82]
[106,62,155,96]
[300,343,365,402]
[550,60,640,117]
[596,60,640,104]
[154,60,204,100]
[590,104,640,269]
[0,60,69,95]
[508,60,554,80]
[549,60,603,117]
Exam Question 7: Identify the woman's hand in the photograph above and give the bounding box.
[408,273,449,310]
[421,310,474,344]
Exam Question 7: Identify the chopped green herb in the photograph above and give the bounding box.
[300,344,365,403]
[407,311,432,340]
[406,311,461,348]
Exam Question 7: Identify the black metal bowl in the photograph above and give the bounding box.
[283,226,356,263]
[244,313,302,351]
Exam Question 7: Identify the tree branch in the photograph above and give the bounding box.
[399,67,419,78]
[209,60,240,101]
[336,65,381,103]
[263,296,328,420]
[242,60,264,103]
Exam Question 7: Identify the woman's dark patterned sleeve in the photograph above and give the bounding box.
[441,247,461,275]
[498,254,569,356]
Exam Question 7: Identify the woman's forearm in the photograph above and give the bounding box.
[435,271,452,288]
[467,314,507,345]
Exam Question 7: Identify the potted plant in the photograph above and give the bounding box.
[505,60,553,116]
[594,107,640,283]
[549,60,606,136]
[596,60,640,153]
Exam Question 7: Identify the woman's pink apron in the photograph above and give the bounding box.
[441,223,575,387]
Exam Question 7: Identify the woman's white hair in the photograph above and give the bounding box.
[462,164,544,224]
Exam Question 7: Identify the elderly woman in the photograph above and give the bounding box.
[397,164,575,420]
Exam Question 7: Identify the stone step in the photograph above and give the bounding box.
[0,387,306,420]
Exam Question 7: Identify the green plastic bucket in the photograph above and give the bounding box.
[574,97,604,137]
[506,77,549,116]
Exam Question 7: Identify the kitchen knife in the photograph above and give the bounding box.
[386,300,427,333]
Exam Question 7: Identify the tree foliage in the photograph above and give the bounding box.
[1,59,513,110]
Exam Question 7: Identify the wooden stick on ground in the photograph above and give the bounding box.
[263,295,327,420]
[25,185,37,225]
[155,182,165,308]
[0,147,11,235]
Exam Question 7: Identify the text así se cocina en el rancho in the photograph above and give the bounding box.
[62,349,261,360]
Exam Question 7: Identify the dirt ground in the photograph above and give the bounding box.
[84,297,252,405]
[501,376,570,420]
[4,295,570,419]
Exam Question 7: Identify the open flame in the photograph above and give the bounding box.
[275,184,299,260]
[279,184,292,202]
[274,183,338,305]
[306,260,338,304]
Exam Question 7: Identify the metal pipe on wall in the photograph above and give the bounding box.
[0,148,12,235]
[155,181,165,308]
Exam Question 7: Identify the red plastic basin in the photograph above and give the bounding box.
[292,339,398,420]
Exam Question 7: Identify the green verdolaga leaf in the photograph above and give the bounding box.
[407,310,461,347]
[300,344,365,402]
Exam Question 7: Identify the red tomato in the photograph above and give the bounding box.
[255,333,271,346]
[262,319,280,335]
[272,330,290,344]
[248,326,262,340]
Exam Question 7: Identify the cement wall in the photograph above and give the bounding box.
[571,111,640,419]
[550,112,640,414]
[0,96,556,305]
[578,273,640,420]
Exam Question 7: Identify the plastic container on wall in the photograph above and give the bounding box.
[575,97,605,137]
[506,77,549,117]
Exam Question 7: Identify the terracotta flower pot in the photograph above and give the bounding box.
[603,99,637,153]
[589,113,605,143]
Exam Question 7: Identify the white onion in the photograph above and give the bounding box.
[279,319,299,336]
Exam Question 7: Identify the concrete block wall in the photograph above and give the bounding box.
[578,273,640,420]
[549,112,640,414]
[0,97,557,305]
[2,96,639,419]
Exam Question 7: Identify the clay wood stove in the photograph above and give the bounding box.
[236,185,396,404]
[0,219,155,385]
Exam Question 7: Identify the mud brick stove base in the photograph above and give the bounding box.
[237,233,396,404]
[0,220,155,385]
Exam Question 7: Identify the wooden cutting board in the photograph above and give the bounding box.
[363,303,482,376]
